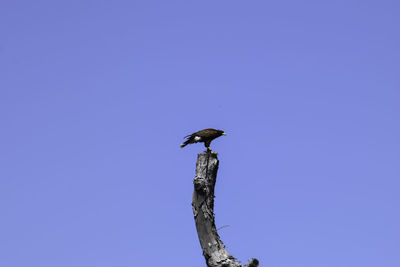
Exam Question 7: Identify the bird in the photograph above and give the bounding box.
[180,128,226,153]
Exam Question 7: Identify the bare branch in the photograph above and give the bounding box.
[192,153,259,267]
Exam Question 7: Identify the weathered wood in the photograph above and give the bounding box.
[192,153,259,267]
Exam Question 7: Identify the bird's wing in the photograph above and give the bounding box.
[196,128,217,137]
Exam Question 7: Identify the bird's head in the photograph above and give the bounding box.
[218,130,227,136]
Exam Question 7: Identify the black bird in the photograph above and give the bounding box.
[180,128,226,153]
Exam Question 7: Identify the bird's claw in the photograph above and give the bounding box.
[206,147,217,154]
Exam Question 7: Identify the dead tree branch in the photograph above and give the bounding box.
[191,153,259,267]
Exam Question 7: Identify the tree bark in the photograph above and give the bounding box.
[192,153,259,267]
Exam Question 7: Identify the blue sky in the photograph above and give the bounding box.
[1,1,399,266]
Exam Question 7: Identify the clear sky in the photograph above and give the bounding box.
[1,1,399,267]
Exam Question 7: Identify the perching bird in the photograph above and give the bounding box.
[180,128,226,153]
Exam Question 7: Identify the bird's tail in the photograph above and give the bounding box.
[180,138,192,148]
[180,141,188,148]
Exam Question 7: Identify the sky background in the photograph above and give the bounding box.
[1,1,399,267]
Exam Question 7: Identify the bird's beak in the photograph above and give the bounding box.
[222,132,226,135]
